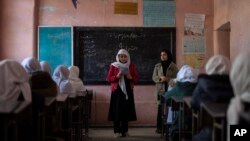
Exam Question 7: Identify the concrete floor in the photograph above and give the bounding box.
[86,127,164,141]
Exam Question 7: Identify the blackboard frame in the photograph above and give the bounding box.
[74,27,176,85]
[38,26,73,73]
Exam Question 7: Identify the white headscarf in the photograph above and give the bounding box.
[111,49,130,99]
[52,65,74,94]
[176,65,197,83]
[205,54,231,75]
[227,52,250,124]
[68,66,86,92]
[21,57,41,74]
[40,61,51,74]
[227,52,250,141]
[0,59,32,102]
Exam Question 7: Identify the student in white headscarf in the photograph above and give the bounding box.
[0,59,32,102]
[191,54,234,141]
[68,66,86,92]
[162,65,197,141]
[53,65,74,94]
[40,60,51,75]
[227,52,250,141]
[21,57,57,97]
[191,54,234,110]
[162,64,197,101]
[21,57,41,74]
[106,49,138,138]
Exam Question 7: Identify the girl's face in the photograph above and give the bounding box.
[160,52,168,61]
[118,54,128,64]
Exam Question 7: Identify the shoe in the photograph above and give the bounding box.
[114,133,120,138]
[121,132,129,137]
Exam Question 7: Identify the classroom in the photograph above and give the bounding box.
[0,0,250,141]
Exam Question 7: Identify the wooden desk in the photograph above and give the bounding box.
[0,101,31,141]
[45,97,56,107]
[182,96,192,139]
[56,94,68,102]
[0,101,20,114]
[85,89,93,134]
[200,102,228,141]
[183,96,200,137]
[171,96,184,141]
[183,96,192,109]
[56,94,71,141]
[44,97,56,138]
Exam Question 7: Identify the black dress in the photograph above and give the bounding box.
[108,77,137,121]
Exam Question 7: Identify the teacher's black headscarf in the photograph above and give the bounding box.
[161,49,173,76]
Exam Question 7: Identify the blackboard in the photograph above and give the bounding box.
[38,26,73,73]
[74,27,176,85]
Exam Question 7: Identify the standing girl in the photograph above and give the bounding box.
[107,49,138,138]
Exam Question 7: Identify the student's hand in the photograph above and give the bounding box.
[117,71,122,79]
[126,73,132,79]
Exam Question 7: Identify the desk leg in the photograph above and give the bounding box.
[212,119,216,141]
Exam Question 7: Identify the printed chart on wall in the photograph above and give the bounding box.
[38,26,73,73]
[183,13,205,69]
[143,0,175,27]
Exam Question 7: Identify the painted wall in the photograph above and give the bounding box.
[0,0,36,62]
[175,0,213,70]
[214,0,250,60]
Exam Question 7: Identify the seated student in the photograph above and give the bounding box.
[191,55,234,111]
[22,57,57,97]
[0,59,32,141]
[40,60,52,75]
[53,65,74,94]
[22,57,56,140]
[191,54,234,141]
[21,57,41,74]
[227,52,250,141]
[68,66,86,92]
[0,59,32,102]
[162,65,198,141]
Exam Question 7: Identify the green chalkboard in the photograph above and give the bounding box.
[38,26,73,73]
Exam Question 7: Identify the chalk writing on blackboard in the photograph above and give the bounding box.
[74,27,176,85]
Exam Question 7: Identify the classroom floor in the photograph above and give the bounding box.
[85,127,163,141]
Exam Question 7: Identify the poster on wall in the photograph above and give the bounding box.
[184,54,205,69]
[114,2,138,15]
[183,13,205,68]
[183,36,205,53]
[38,26,73,73]
[143,0,175,26]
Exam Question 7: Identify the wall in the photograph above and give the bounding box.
[39,0,142,26]
[175,0,214,69]
[0,0,36,62]
[214,0,250,60]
